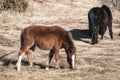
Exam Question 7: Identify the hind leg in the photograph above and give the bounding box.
[16,47,33,71]
[16,50,25,71]
[16,39,34,71]
[26,45,36,69]
[88,21,93,38]
[100,26,107,39]
[26,49,34,70]
[91,30,99,44]
[46,49,55,70]
[108,23,113,39]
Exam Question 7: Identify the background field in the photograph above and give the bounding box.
[0,0,120,80]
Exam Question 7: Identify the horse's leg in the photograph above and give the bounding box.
[16,38,34,71]
[16,50,26,71]
[100,25,107,39]
[95,30,99,44]
[26,49,34,70]
[54,49,60,69]
[88,20,92,38]
[26,45,36,69]
[46,49,55,70]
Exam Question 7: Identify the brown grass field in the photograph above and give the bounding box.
[0,0,120,80]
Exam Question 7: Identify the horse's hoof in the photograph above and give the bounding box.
[71,67,76,70]
[16,67,20,72]
[46,67,49,70]
[15,65,20,71]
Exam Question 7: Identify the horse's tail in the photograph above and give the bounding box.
[102,5,113,39]
[20,28,26,49]
[20,28,36,52]
[101,5,112,20]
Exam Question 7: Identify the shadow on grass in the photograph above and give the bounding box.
[0,52,66,70]
[70,29,91,44]
[0,53,48,69]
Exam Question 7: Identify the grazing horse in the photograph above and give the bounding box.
[16,25,76,71]
[88,5,113,44]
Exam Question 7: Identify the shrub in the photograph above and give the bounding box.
[2,0,28,12]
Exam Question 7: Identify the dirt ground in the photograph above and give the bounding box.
[0,0,120,80]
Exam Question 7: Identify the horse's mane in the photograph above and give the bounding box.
[65,31,76,54]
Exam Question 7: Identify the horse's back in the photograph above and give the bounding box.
[23,25,65,35]
[21,25,69,50]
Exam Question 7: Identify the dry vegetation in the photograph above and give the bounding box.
[1,0,28,12]
[0,0,120,80]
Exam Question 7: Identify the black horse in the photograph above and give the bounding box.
[88,5,113,44]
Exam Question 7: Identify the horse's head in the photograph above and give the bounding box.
[66,46,76,70]
[63,31,76,69]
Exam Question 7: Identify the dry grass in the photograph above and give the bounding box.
[0,0,120,80]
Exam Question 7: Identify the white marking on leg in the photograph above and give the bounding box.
[46,57,49,70]
[16,54,24,71]
[72,55,75,69]
[46,67,49,70]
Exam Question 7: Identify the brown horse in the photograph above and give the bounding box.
[16,25,76,71]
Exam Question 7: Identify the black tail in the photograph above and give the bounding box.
[102,5,113,39]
